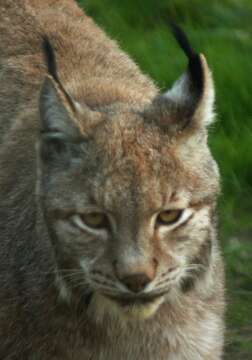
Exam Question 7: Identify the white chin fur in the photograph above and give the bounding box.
[87,293,164,323]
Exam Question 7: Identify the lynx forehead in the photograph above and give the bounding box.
[0,1,224,359]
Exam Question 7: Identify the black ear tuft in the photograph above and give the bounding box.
[168,21,196,60]
[169,21,204,96]
[188,55,204,97]
[42,35,76,112]
[42,35,60,84]
[143,23,215,133]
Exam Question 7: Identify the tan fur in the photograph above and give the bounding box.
[0,1,225,359]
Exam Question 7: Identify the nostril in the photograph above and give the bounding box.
[167,266,177,273]
[122,273,151,293]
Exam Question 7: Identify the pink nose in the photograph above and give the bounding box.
[121,273,152,293]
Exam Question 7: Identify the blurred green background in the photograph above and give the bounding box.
[78,0,252,357]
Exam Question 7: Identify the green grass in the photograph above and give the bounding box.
[78,0,252,356]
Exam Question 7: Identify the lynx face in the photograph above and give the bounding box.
[38,39,219,320]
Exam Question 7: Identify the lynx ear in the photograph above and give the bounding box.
[144,24,215,136]
[39,35,84,163]
[39,77,83,163]
[39,36,103,144]
[40,35,89,137]
[164,53,215,127]
[40,76,81,138]
[42,36,77,114]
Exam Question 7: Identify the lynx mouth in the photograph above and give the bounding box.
[89,292,166,321]
[104,292,166,307]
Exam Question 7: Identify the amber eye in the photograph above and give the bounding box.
[80,212,108,229]
[156,209,183,226]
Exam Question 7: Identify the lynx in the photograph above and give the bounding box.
[0,0,225,359]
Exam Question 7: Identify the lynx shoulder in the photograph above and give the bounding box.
[0,1,225,359]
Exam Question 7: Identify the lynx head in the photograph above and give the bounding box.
[37,28,219,322]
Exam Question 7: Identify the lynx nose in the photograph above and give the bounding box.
[113,257,157,293]
[121,273,151,293]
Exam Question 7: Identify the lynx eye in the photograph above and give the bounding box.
[80,212,108,229]
[72,212,109,231]
[156,209,183,226]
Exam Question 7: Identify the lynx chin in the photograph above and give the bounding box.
[0,1,225,359]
